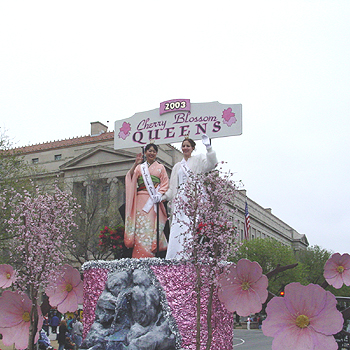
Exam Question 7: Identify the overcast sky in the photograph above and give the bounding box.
[1,1,349,254]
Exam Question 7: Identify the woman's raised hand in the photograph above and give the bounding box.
[135,153,143,165]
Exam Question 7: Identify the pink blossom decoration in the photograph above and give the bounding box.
[262,282,343,350]
[0,264,16,288]
[324,253,350,289]
[0,290,43,349]
[118,122,131,140]
[222,108,237,127]
[217,258,268,316]
[45,264,83,313]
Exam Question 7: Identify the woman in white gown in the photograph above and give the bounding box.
[162,134,218,259]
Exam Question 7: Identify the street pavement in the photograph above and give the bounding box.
[233,328,273,349]
[0,328,273,350]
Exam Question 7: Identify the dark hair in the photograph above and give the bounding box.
[182,138,196,149]
[145,143,158,152]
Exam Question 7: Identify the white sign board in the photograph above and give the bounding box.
[114,99,242,150]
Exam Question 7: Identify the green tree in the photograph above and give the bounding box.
[296,245,331,285]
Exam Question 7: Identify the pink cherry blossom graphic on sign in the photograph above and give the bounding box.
[45,264,83,313]
[262,282,343,350]
[222,108,237,127]
[217,258,268,316]
[0,264,16,288]
[0,290,43,349]
[118,122,132,140]
[324,252,350,289]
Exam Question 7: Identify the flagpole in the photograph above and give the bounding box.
[156,202,160,257]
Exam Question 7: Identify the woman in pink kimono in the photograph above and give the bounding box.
[124,143,169,258]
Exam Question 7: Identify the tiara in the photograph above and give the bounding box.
[149,139,155,144]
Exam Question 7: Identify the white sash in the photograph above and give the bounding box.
[140,162,160,213]
[180,158,192,183]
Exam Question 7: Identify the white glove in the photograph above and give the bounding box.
[202,134,211,148]
[153,193,163,203]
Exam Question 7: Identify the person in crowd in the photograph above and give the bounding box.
[72,317,84,350]
[50,313,60,334]
[42,314,50,336]
[124,143,169,258]
[38,329,52,350]
[57,319,68,350]
[64,335,76,350]
[67,316,74,334]
[163,134,218,259]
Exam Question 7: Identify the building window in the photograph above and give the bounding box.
[32,158,39,164]
[54,154,62,161]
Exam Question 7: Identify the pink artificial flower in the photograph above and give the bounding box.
[45,264,83,314]
[217,258,268,316]
[222,108,237,127]
[262,282,343,350]
[118,122,131,140]
[0,290,43,349]
[0,264,16,288]
[324,253,350,289]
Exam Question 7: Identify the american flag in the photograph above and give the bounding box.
[244,201,250,240]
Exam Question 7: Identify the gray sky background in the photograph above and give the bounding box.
[1,1,349,253]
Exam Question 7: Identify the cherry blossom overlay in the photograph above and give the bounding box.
[0,264,16,288]
[222,108,237,127]
[217,258,268,316]
[0,290,43,349]
[118,122,131,140]
[45,264,83,313]
[262,282,343,350]
[324,253,350,289]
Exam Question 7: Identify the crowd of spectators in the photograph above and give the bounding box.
[39,309,83,350]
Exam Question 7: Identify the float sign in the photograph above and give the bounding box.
[114,99,242,150]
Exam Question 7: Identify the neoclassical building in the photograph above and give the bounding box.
[13,121,308,253]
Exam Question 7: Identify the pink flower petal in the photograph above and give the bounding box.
[233,288,267,316]
[341,269,350,286]
[236,259,263,283]
[283,283,327,318]
[262,297,292,337]
[49,288,69,306]
[0,291,28,327]
[325,273,344,289]
[74,281,84,304]
[62,264,82,287]
[1,320,30,349]
[251,274,268,302]
[57,290,79,313]
[310,290,343,335]
[271,324,338,350]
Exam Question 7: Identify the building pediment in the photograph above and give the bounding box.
[59,146,135,171]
